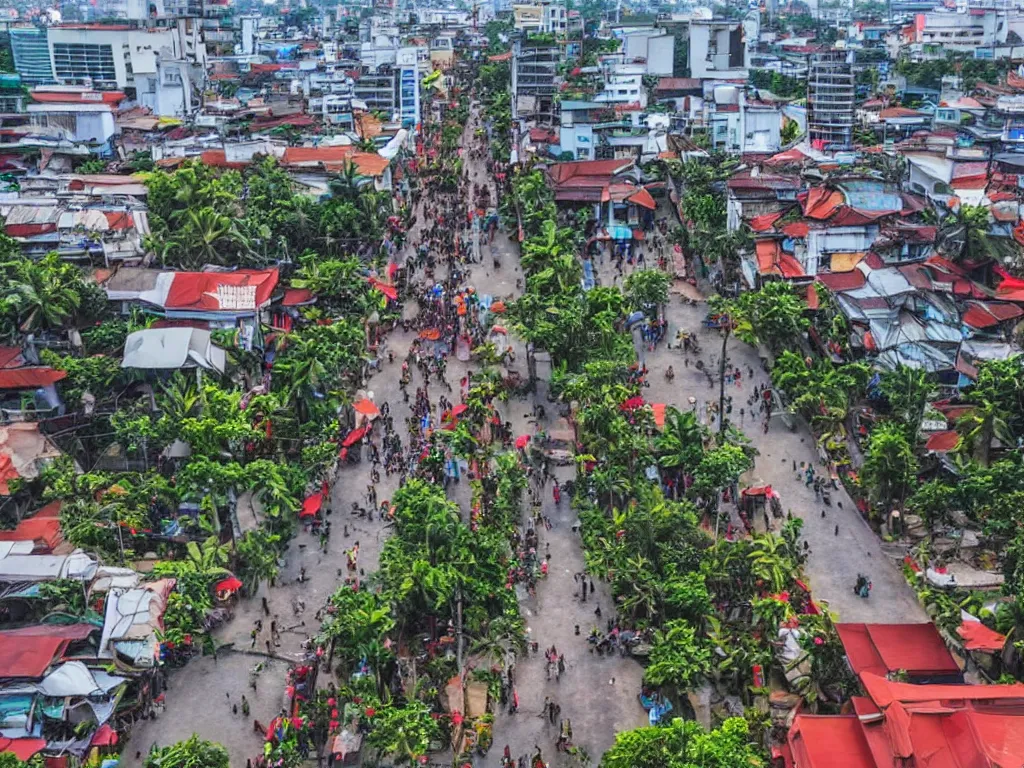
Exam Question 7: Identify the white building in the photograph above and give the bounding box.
[620,28,675,77]
[708,85,782,154]
[45,23,204,117]
[594,63,646,108]
[513,1,568,35]
[688,18,752,81]
[27,86,123,153]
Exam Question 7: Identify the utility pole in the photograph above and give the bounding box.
[455,583,464,672]
[718,320,731,436]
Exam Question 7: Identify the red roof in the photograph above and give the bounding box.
[165,270,279,313]
[958,620,1006,652]
[749,212,783,232]
[627,187,657,210]
[0,738,45,762]
[0,632,70,678]
[925,430,961,453]
[880,106,924,119]
[837,623,960,679]
[800,187,845,220]
[787,673,1024,768]
[0,501,63,553]
[281,146,354,166]
[549,158,634,184]
[30,90,125,105]
[756,240,805,278]
[788,716,874,768]
[200,150,248,170]
[817,270,867,292]
[529,127,559,144]
[281,288,314,306]
[962,301,1024,329]
[0,367,66,390]
[0,348,23,369]
[781,221,810,238]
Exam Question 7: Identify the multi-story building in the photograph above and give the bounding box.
[593,62,646,108]
[512,40,559,121]
[688,18,751,81]
[45,23,203,117]
[619,28,674,76]
[512,1,567,35]
[10,27,55,85]
[353,68,397,115]
[806,49,854,151]
[396,46,422,129]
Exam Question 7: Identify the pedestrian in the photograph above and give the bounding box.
[835,524,839,536]
[558,654,565,677]
[250,628,257,648]
[261,596,270,616]
[241,695,250,717]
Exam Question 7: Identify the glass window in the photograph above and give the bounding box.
[52,42,117,83]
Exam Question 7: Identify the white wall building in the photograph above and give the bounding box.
[689,19,751,81]
[513,1,568,35]
[594,63,646,108]
[621,29,674,76]
[45,23,203,117]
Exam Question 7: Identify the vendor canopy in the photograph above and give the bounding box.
[836,623,960,679]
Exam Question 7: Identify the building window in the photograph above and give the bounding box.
[52,42,117,83]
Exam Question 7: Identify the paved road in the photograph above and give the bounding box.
[123,120,922,768]
[620,212,925,623]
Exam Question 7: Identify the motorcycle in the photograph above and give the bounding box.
[853,574,872,598]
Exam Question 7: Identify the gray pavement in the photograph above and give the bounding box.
[122,116,922,768]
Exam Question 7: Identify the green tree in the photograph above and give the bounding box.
[880,365,932,437]
[623,269,670,312]
[0,251,107,339]
[601,718,763,768]
[692,444,752,499]
[144,735,229,768]
[643,619,712,689]
[937,204,1017,264]
[862,421,918,507]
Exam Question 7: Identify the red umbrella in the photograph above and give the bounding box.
[419,328,441,341]
[451,404,469,417]
[300,491,323,518]
[353,399,380,418]
[342,427,367,447]
[515,435,530,449]
[215,576,243,593]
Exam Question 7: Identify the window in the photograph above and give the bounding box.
[52,42,117,83]
[576,147,589,159]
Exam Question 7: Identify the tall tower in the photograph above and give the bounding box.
[806,49,855,151]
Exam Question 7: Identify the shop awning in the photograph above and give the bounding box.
[300,492,323,518]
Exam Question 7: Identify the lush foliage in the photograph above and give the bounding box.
[601,717,763,768]
[143,735,229,768]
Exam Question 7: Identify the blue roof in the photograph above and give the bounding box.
[560,100,605,110]
[838,180,903,212]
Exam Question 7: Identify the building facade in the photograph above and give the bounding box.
[806,49,855,151]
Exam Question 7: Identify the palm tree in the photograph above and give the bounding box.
[185,535,232,574]
[1,253,85,334]
[655,408,706,481]
[748,533,796,593]
[329,162,363,201]
[521,219,571,273]
[937,204,1017,264]
[176,207,242,268]
[957,400,1011,466]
